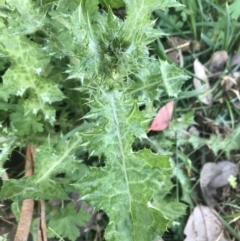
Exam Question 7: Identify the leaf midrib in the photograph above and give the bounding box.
[109,91,135,238]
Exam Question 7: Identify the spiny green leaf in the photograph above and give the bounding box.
[81,0,100,17]
[229,0,240,20]
[0,85,9,102]
[82,89,147,156]
[152,178,187,222]
[48,203,91,241]
[0,132,16,165]
[152,200,187,223]
[48,4,102,77]
[100,0,124,8]
[172,167,194,206]
[10,107,44,136]
[166,111,197,145]
[6,0,45,35]
[129,58,163,101]
[206,127,240,158]
[0,0,11,19]
[0,0,189,239]
[0,35,65,123]
[188,126,240,158]
[51,0,79,14]
[34,134,83,183]
[160,60,190,97]
[123,0,182,44]
[0,178,69,200]
[74,88,172,241]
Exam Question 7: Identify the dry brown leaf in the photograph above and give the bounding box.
[229,88,240,100]
[221,76,237,90]
[184,205,228,241]
[191,40,201,52]
[232,71,240,79]
[221,75,240,109]
[231,53,240,67]
[166,49,184,67]
[148,101,174,132]
[188,126,199,136]
[200,161,239,205]
[228,96,240,109]
[210,51,228,72]
[193,59,212,105]
[195,114,231,136]
[166,37,200,66]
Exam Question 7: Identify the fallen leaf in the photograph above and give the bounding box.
[232,71,240,79]
[231,53,240,67]
[184,205,228,241]
[200,161,239,205]
[221,75,240,109]
[210,50,228,72]
[193,59,212,105]
[188,126,199,136]
[148,101,174,132]
[191,40,201,52]
[166,49,184,67]
[221,75,237,90]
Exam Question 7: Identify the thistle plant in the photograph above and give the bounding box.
[0,0,189,240]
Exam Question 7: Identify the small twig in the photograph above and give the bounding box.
[0,216,15,225]
[38,200,47,241]
[14,146,35,241]
[165,42,191,53]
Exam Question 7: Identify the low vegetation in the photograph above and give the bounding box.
[0,0,240,241]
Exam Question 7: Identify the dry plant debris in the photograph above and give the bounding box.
[184,205,227,241]
[193,59,212,105]
[148,101,174,132]
[210,51,228,72]
[200,161,239,206]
